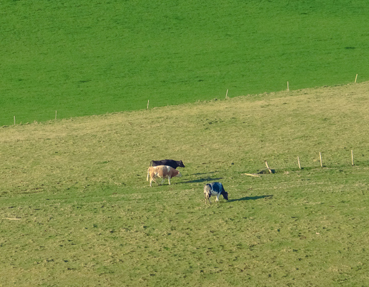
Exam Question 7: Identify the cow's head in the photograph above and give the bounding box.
[177,160,185,168]
[222,190,229,200]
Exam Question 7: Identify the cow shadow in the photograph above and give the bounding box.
[180,177,223,184]
[191,172,217,176]
[228,195,273,202]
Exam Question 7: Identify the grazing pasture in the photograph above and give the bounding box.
[1,0,369,125]
[1,83,369,286]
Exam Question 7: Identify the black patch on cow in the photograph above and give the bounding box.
[150,159,185,169]
[221,190,229,200]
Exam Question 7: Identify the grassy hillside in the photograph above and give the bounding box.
[1,82,369,286]
[1,0,369,125]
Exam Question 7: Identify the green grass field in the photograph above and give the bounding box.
[1,0,369,125]
[1,82,369,286]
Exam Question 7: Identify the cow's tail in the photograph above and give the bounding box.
[146,167,150,181]
[204,184,210,197]
[204,184,211,204]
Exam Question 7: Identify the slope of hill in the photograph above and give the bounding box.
[1,0,369,125]
[1,83,369,286]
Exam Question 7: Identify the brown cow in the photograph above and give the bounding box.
[147,165,182,187]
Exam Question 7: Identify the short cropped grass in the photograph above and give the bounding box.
[1,82,369,286]
[1,0,369,125]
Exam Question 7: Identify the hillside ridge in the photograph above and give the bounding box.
[2,81,368,137]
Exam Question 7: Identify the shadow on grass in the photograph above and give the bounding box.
[180,177,223,184]
[228,195,273,202]
[191,172,217,176]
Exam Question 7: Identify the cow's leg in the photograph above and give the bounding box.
[216,194,220,202]
[204,192,211,204]
[168,176,171,185]
[150,176,157,187]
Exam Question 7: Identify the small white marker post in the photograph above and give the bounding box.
[319,152,323,167]
[355,74,358,83]
[287,81,289,91]
[147,100,149,110]
[351,150,354,166]
[225,89,229,99]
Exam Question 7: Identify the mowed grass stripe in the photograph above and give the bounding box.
[1,0,369,125]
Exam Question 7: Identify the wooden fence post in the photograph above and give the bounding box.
[319,152,323,167]
[351,150,354,166]
[264,160,273,174]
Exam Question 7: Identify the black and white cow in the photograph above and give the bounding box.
[150,159,185,169]
[204,182,228,204]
